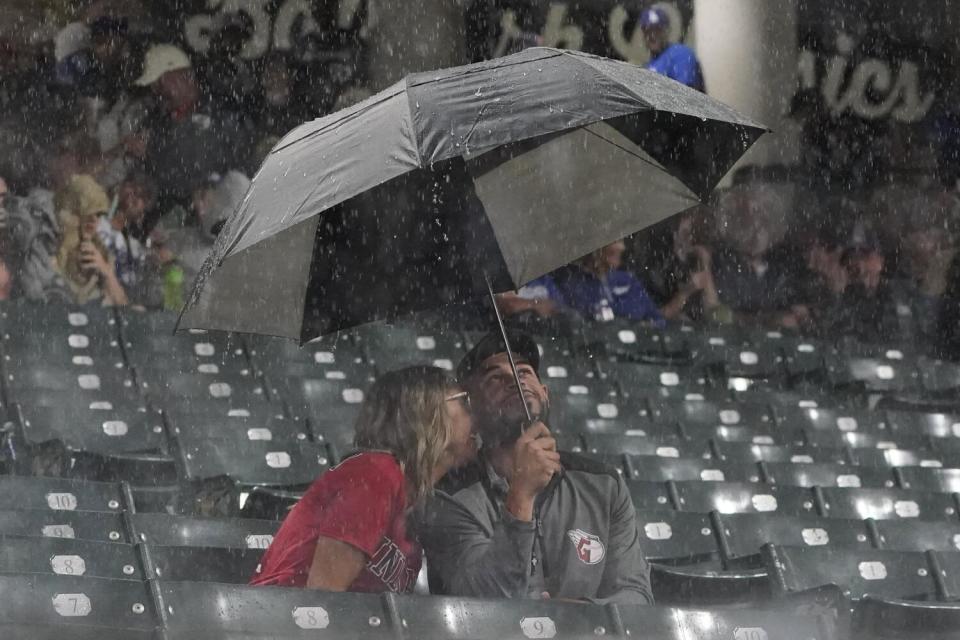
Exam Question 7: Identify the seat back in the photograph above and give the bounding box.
[817,487,959,521]
[129,512,279,549]
[762,461,895,489]
[871,519,960,552]
[619,604,833,640]
[715,512,872,567]
[0,476,127,513]
[628,456,759,483]
[143,544,263,583]
[634,509,718,563]
[764,544,936,601]
[156,580,393,638]
[0,535,142,581]
[0,509,128,543]
[672,481,817,517]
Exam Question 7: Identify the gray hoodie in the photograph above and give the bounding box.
[422,452,653,605]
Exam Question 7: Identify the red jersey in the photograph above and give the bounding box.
[250,452,421,593]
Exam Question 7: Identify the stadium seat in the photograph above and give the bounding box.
[139,371,270,408]
[584,434,707,459]
[846,447,946,468]
[895,467,960,493]
[165,407,308,444]
[870,519,960,552]
[761,461,896,489]
[394,594,617,640]
[825,354,921,393]
[4,364,138,400]
[931,550,960,600]
[238,486,304,521]
[119,311,246,363]
[650,397,775,431]
[277,376,367,457]
[816,487,959,521]
[0,476,128,513]
[649,562,771,607]
[627,455,759,483]
[247,333,372,382]
[598,361,707,399]
[0,535,142,581]
[688,422,795,447]
[156,580,393,638]
[625,480,673,510]
[671,481,817,517]
[583,320,673,362]
[0,509,128,543]
[782,339,828,379]
[853,596,960,640]
[764,545,936,601]
[917,359,960,395]
[711,441,849,465]
[174,438,329,488]
[619,601,834,639]
[355,323,467,373]
[885,409,960,439]
[0,573,156,639]
[13,401,168,463]
[776,405,886,435]
[141,544,263,583]
[633,509,719,564]
[128,512,279,549]
[718,342,786,380]
[714,512,872,569]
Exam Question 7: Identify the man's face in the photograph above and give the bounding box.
[465,352,550,446]
[642,25,669,55]
[119,182,148,224]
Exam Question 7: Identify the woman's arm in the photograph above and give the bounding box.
[305,536,368,591]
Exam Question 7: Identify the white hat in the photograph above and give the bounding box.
[135,44,191,86]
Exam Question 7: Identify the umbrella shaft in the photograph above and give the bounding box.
[484,272,534,432]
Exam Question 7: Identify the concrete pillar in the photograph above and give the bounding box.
[365,0,466,92]
[694,0,799,171]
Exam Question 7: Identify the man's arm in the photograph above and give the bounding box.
[423,492,537,598]
[592,474,654,605]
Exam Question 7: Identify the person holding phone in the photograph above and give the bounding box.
[54,175,129,306]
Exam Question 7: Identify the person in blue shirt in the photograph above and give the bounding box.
[640,7,705,92]
[551,240,665,327]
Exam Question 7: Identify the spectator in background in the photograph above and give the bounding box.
[0,177,12,300]
[841,218,899,344]
[159,170,250,291]
[639,7,705,92]
[552,240,665,326]
[712,187,799,327]
[60,16,132,102]
[53,174,128,306]
[96,172,155,305]
[135,44,254,220]
[257,52,308,140]
[640,208,729,323]
[793,222,850,337]
[199,13,260,117]
[889,194,958,350]
[937,252,960,360]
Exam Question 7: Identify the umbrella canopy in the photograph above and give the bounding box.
[179,47,766,342]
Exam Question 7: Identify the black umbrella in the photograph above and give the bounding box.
[179,47,766,418]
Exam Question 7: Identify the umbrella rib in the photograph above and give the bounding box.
[405,49,565,89]
[579,124,677,176]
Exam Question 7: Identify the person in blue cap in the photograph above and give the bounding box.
[639,6,705,92]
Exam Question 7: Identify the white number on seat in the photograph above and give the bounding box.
[894,501,920,518]
[246,534,274,549]
[416,336,436,350]
[801,528,829,546]
[546,366,568,379]
[597,404,618,419]
[42,525,76,539]
[644,522,673,540]
[46,493,78,511]
[953,534,960,550]
[247,428,272,441]
[52,593,91,617]
[836,417,858,431]
[102,421,128,437]
[836,474,861,488]
[208,383,232,398]
[790,455,814,463]
[719,410,741,425]
[68,334,90,349]
[77,375,101,390]
[433,359,453,371]
[197,363,219,374]
[700,469,725,482]
[292,606,329,629]
[520,616,557,639]
[734,628,769,640]
[265,452,292,469]
[659,372,679,386]
[314,351,335,364]
[617,330,637,344]
[342,389,364,403]
[859,561,888,580]
[752,495,778,512]
[68,313,89,327]
[876,365,895,380]
[194,343,215,357]
[739,351,759,365]
[51,555,86,576]
[655,447,679,458]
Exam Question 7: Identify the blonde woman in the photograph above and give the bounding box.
[251,366,476,592]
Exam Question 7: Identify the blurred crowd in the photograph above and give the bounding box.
[0,11,365,313]
[499,179,960,362]
[0,10,957,363]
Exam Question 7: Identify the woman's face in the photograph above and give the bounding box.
[443,386,477,470]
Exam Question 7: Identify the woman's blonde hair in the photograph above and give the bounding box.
[353,366,455,506]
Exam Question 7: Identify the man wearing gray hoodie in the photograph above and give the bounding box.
[423,331,653,605]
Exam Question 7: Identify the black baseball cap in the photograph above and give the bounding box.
[456,330,541,382]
